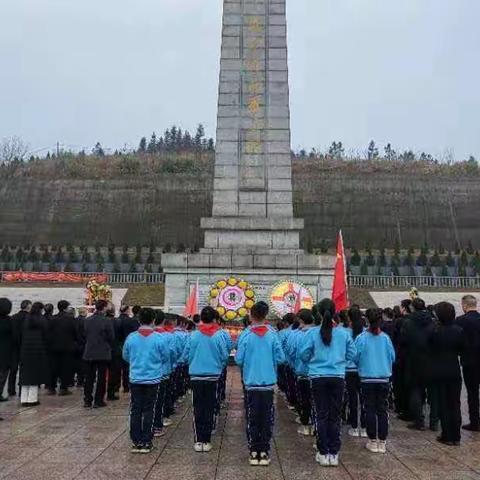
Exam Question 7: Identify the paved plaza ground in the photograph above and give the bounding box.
[1,368,480,480]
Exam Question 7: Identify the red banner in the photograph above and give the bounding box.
[2,272,108,284]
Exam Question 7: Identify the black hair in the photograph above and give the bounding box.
[298,309,314,325]
[412,298,426,312]
[317,298,335,346]
[434,302,456,325]
[383,307,394,320]
[57,300,70,312]
[193,314,201,325]
[338,310,349,328]
[201,306,217,324]
[186,320,196,331]
[242,315,251,329]
[139,307,156,325]
[282,313,296,326]
[400,299,413,314]
[30,302,44,316]
[367,308,383,335]
[0,298,12,316]
[393,305,402,320]
[95,299,108,312]
[276,319,286,331]
[120,305,130,313]
[44,303,54,316]
[251,301,269,320]
[20,300,32,311]
[154,309,165,326]
[311,304,322,325]
[132,305,141,315]
[348,306,364,339]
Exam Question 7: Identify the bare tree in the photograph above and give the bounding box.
[0,136,29,164]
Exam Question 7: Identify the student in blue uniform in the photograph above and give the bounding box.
[235,301,285,467]
[354,308,396,454]
[299,299,356,467]
[182,306,230,453]
[122,308,171,454]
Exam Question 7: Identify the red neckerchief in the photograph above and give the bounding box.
[138,327,155,337]
[155,325,175,333]
[198,323,221,337]
[251,325,269,337]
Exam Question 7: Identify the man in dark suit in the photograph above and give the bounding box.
[47,300,78,395]
[456,295,480,431]
[83,300,114,408]
[8,300,32,396]
[118,305,139,393]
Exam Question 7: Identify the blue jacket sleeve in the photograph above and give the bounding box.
[299,332,314,363]
[180,335,191,364]
[235,333,247,367]
[274,334,286,365]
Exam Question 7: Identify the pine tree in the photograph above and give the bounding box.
[92,142,105,157]
[367,140,379,160]
[194,124,205,150]
[384,143,397,161]
[138,137,147,153]
[147,133,157,154]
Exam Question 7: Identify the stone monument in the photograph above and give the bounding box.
[162,0,334,311]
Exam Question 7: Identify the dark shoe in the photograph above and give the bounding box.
[0,396,8,402]
[436,437,460,446]
[397,413,413,422]
[84,402,92,408]
[47,390,56,396]
[462,424,480,432]
[407,423,426,431]
[107,395,119,401]
[58,389,72,397]
[93,402,107,408]
[8,391,16,397]
[429,423,439,432]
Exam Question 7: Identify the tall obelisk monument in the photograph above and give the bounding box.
[162,0,334,310]
[202,0,303,252]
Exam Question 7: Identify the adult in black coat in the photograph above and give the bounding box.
[19,303,50,406]
[431,302,465,446]
[47,300,78,395]
[0,298,13,404]
[8,300,32,396]
[73,307,88,387]
[118,305,139,393]
[106,304,122,401]
[83,300,114,408]
[401,298,438,430]
[455,294,480,431]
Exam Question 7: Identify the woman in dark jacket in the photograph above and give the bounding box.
[431,302,464,446]
[0,298,13,407]
[19,302,50,406]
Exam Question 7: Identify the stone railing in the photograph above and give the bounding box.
[348,275,480,289]
[0,271,166,285]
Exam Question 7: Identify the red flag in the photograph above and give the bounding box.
[183,279,199,318]
[332,231,349,313]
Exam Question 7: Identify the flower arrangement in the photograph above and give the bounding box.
[209,277,255,321]
[409,287,419,301]
[86,279,112,305]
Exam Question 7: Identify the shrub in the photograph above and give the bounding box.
[350,249,361,267]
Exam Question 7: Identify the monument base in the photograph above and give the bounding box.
[161,252,335,314]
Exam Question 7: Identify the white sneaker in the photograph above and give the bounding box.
[194,442,203,452]
[258,452,271,466]
[360,428,368,438]
[366,440,379,453]
[163,418,173,427]
[313,442,318,451]
[348,428,360,437]
[297,425,313,436]
[377,441,387,454]
[295,416,302,425]
[315,452,330,467]
[287,404,296,411]
[202,443,212,452]
[249,452,259,466]
[329,454,339,467]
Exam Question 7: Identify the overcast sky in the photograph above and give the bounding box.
[1,0,478,159]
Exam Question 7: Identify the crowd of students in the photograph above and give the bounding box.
[0,294,479,468]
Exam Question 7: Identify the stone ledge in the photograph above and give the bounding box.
[201,216,304,231]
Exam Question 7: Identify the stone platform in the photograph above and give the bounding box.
[1,367,480,480]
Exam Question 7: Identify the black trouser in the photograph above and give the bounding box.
[409,383,427,426]
[0,368,9,397]
[463,367,480,428]
[73,352,85,386]
[191,378,218,443]
[107,352,122,398]
[164,375,175,418]
[393,360,409,415]
[130,383,160,446]
[286,366,298,408]
[48,351,74,391]
[438,378,462,442]
[245,388,274,454]
[362,382,390,441]
[8,352,19,396]
[311,377,345,456]
[346,372,365,429]
[121,360,130,392]
[297,377,312,426]
[84,360,108,405]
[277,364,287,393]
[153,380,168,430]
